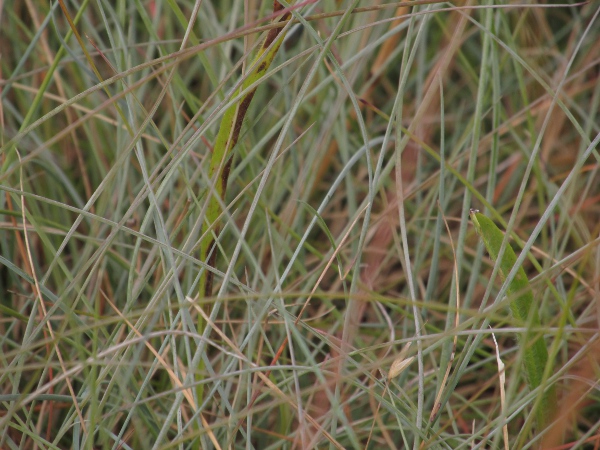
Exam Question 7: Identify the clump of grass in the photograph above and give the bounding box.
[1,1,599,449]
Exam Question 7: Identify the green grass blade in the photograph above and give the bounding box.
[470,209,556,427]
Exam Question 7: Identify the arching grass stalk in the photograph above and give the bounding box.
[470,209,556,428]
[196,1,292,402]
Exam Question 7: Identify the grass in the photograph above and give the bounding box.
[1,0,600,448]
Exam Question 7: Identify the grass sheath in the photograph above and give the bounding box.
[470,210,556,428]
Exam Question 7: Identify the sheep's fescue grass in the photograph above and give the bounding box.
[1,1,599,449]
